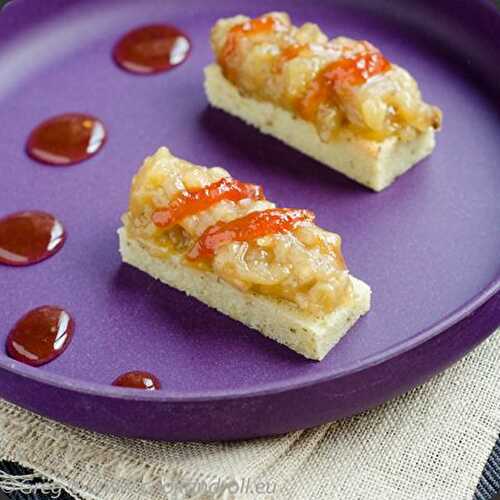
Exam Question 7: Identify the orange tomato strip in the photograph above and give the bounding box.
[187,208,315,261]
[298,43,391,120]
[152,177,265,229]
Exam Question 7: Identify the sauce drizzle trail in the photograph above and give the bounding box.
[0,211,65,266]
[26,113,106,166]
[187,208,315,261]
[152,177,265,229]
[113,24,191,74]
[6,306,74,366]
[112,371,161,390]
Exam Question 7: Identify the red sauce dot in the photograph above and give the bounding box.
[26,113,106,166]
[113,24,191,74]
[6,306,74,366]
[0,211,65,266]
[112,371,161,390]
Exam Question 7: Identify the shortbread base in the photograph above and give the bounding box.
[118,227,371,361]
[204,63,436,192]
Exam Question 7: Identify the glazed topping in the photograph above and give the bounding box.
[152,177,265,229]
[212,13,441,141]
[125,148,353,316]
[187,208,314,261]
[221,16,278,80]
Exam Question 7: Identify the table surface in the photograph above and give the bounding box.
[0,439,499,500]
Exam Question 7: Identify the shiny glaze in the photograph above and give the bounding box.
[0,211,65,266]
[113,24,191,74]
[26,113,106,166]
[6,306,74,366]
[273,43,307,73]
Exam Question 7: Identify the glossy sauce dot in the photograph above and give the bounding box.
[0,211,65,266]
[113,24,191,74]
[26,113,106,166]
[6,306,74,366]
[112,371,161,390]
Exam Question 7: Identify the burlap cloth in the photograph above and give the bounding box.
[0,330,498,500]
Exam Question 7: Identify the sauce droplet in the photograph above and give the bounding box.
[113,24,191,74]
[0,211,65,266]
[26,113,106,166]
[112,371,161,390]
[6,306,74,366]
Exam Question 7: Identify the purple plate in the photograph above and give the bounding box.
[0,0,499,441]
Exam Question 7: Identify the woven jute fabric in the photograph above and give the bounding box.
[0,330,498,500]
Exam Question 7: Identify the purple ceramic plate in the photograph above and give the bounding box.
[0,0,498,441]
